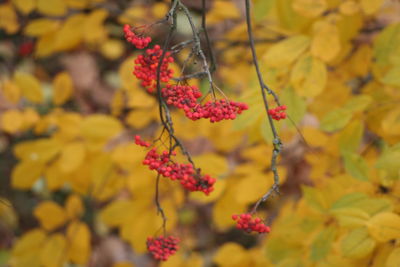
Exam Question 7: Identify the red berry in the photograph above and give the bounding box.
[231,213,271,234]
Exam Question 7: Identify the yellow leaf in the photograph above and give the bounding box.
[111,143,145,169]
[57,141,85,173]
[311,20,341,62]
[341,227,375,259]
[189,178,226,204]
[65,164,91,194]
[100,39,124,60]
[80,114,123,142]
[13,72,43,103]
[92,170,124,201]
[11,0,36,14]
[110,90,124,116]
[24,18,60,36]
[1,109,23,134]
[12,228,47,256]
[339,1,360,15]
[207,1,241,24]
[302,127,329,147]
[290,55,327,97]
[192,153,228,177]
[65,194,84,220]
[40,234,67,267]
[1,80,21,103]
[125,109,155,128]
[119,56,140,91]
[235,173,274,204]
[33,201,67,231]
[13,138,62,162]
[22,107,40,130]
[35,31,58,58]
[113,262,135,267]
[348,44,372,77]
[83,9,108,45]
[292,0,327,18]
[66,221,91,264]
[213,189,247,230]
[54,112,82,141]
[52,72,73,105]
[360,0,383,15]
[213,242,249,267]
[65,0,89,9]
[367,212,400,242]
[126,89,156,108]
[152,2,168,19]
[0,4,19,34]
[386,247,400,267]
[160,251,203,267]
[37,0,66,16]
[54,14,86,51]
[11,161,44,189]
[263,35,310,68]
[99,200,134,227]
[44,163,67,191]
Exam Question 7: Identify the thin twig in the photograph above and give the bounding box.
[201,0,216,73]
[245,0,282,212]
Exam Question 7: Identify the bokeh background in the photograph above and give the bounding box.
[1,0,400,266]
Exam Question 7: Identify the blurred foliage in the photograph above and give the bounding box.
[1,0,400,266]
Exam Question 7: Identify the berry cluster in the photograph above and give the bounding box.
[142,148,215,195]
[134,45,174,93]
[268,105,287,120]
[232,214,271,234]
[162,84,202,109]
[162,85,249,123]
[186,99,248,122]
[123,24,152,49]
[147,236,179,261]
[134,135,150,147]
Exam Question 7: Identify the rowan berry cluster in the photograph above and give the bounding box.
[162,84,202,109]
[147,236,179,261]
[231,213,271,234]
[123,24,152,49]
[268,105,287,120]
[134,135,150,147]
[186,99,249,122]
[133,45,174,93]
[162,84,248,122]
[142,148,216,195]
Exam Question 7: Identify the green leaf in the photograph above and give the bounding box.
[330,208,370,228]
[253,0,275,21]
[281,86,307,126]
[339,120,363,154]
[233,103,263,130]
[320,108,353,132]
[343,152,369,181]
[343,95,372,113]
[373,23,400,67]
[375,143,400,180]
[341,227,376,259]
[331,193,368,210]
[302,186,328,213]
[381,66,400,87]
[310,226,336,261]
[260,117,274,144]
